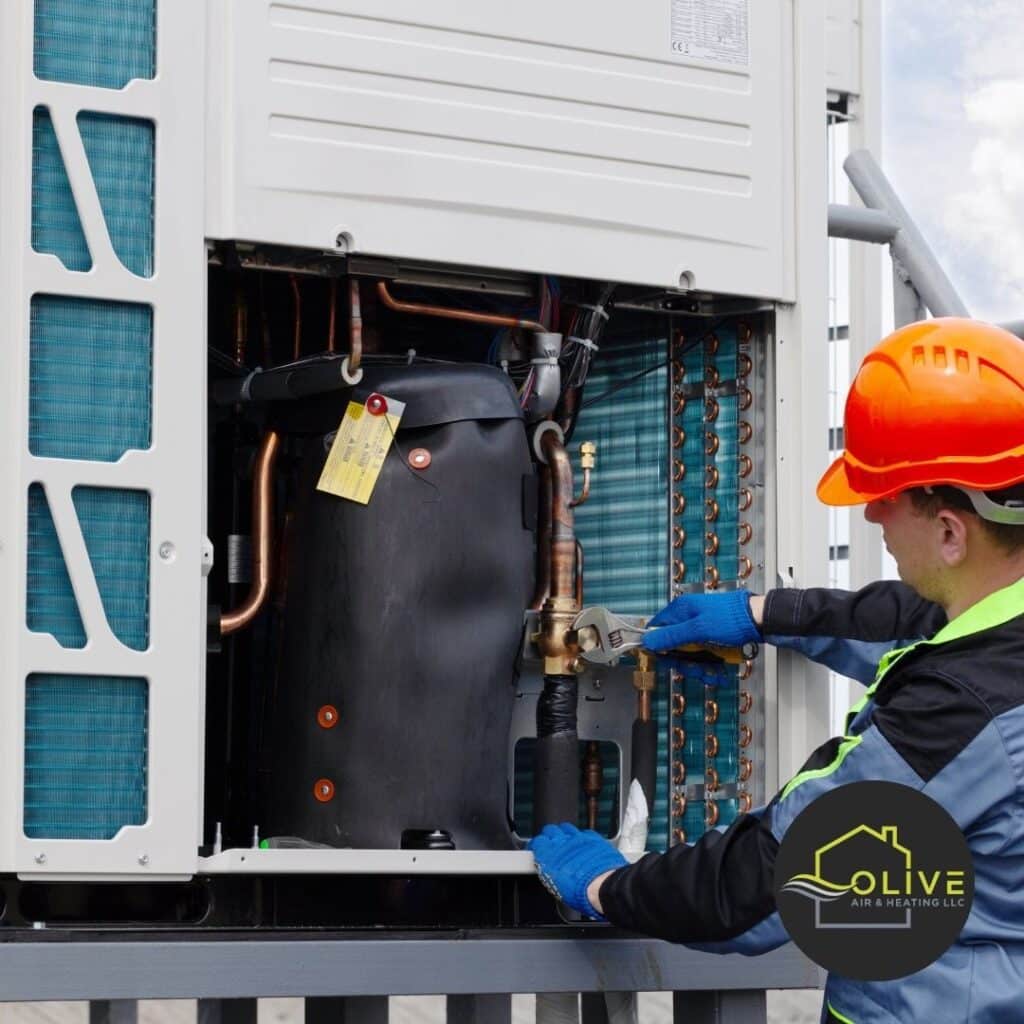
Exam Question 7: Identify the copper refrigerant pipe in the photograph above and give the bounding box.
[327,278,338,353]
[377,280,546,333]
[349,278,363,372]
[222,431,281,635]
[540,431,576,601]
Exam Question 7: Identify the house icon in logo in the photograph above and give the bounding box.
[814,825,912,929]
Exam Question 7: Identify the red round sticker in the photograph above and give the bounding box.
[365,393,388,416]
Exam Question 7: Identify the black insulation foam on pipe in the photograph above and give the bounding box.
[631,717,658,814]
[534,675,580,829]
[534,732,580,829]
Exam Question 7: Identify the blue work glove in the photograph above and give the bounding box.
[642,590,761,654]
[528,823,628,920]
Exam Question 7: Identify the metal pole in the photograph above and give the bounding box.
[306,997,389,1023]
[673,990,768,1024]
[844,149,969,318]
[447,994,511,1023]
[197,1000,258,1024]
[89,1002,138,1024]
[827,204,897,244]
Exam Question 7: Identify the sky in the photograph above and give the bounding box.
[883,0,1024,324]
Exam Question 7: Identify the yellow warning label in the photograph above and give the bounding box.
[317,396,405,505]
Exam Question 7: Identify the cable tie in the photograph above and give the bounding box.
[530,356,559,365]
[406,348,416,365]
[576,303,609,321]
[239,367,262,401]
[567,335,599,352]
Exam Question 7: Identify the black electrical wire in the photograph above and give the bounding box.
[577,317,727,411]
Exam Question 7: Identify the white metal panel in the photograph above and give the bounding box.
[207,0,808,301]
[772,1,832,785]
[826,0,862,97]
[0,3,207,877]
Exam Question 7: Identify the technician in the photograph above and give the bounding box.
[529,318,1024,1023]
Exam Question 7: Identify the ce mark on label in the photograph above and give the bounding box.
[671,41,692,53]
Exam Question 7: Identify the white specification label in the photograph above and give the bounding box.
[671,0,749,67]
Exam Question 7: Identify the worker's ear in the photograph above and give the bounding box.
[935,508,969,568]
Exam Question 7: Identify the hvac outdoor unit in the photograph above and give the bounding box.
[0,0,830,907]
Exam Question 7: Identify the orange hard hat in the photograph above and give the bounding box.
[818,318,1024,506]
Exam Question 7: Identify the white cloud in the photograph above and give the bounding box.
[884,1,1024,322]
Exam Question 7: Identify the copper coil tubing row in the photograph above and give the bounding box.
[705,532,720,556]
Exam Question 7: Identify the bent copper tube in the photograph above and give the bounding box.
[706,802,720,828]
[327,278,338,353]
[377,280,546,333]
[348,278,363,372]
[222,431,281,635]
[540,431,576,601]
[569,468,591,509]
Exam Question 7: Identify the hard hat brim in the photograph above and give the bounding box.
[816,454,883,507]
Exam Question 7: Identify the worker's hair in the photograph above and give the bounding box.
[908,484,1024,554]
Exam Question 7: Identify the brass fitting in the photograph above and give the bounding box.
[579,440,597,469]
[634,649,656,722]
[538,595,581,675]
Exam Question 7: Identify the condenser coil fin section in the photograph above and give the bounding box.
[79,113,156,278]
[29,295,153,462]
[573,331,670,850]
[24,674,148,840]
[33,0,157,90]
[26,484,87,650]
[73,487,151,651]
[31,107,92,273]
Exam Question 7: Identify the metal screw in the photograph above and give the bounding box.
[34,853,46,865]
[335,233,349,252]
[158,541,176,561]
[138,853,149,866]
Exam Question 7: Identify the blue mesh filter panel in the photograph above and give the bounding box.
[24,674,148,839]
[26,484,87,649]
[29,295,153,461]
[73,487,150,651]
[574,333,670,850]
[34,0,156,90]
[79,113,155,278]
[31,107,92,272]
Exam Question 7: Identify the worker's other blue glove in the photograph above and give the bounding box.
[528,823,628,920]
[642,590,761,654]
